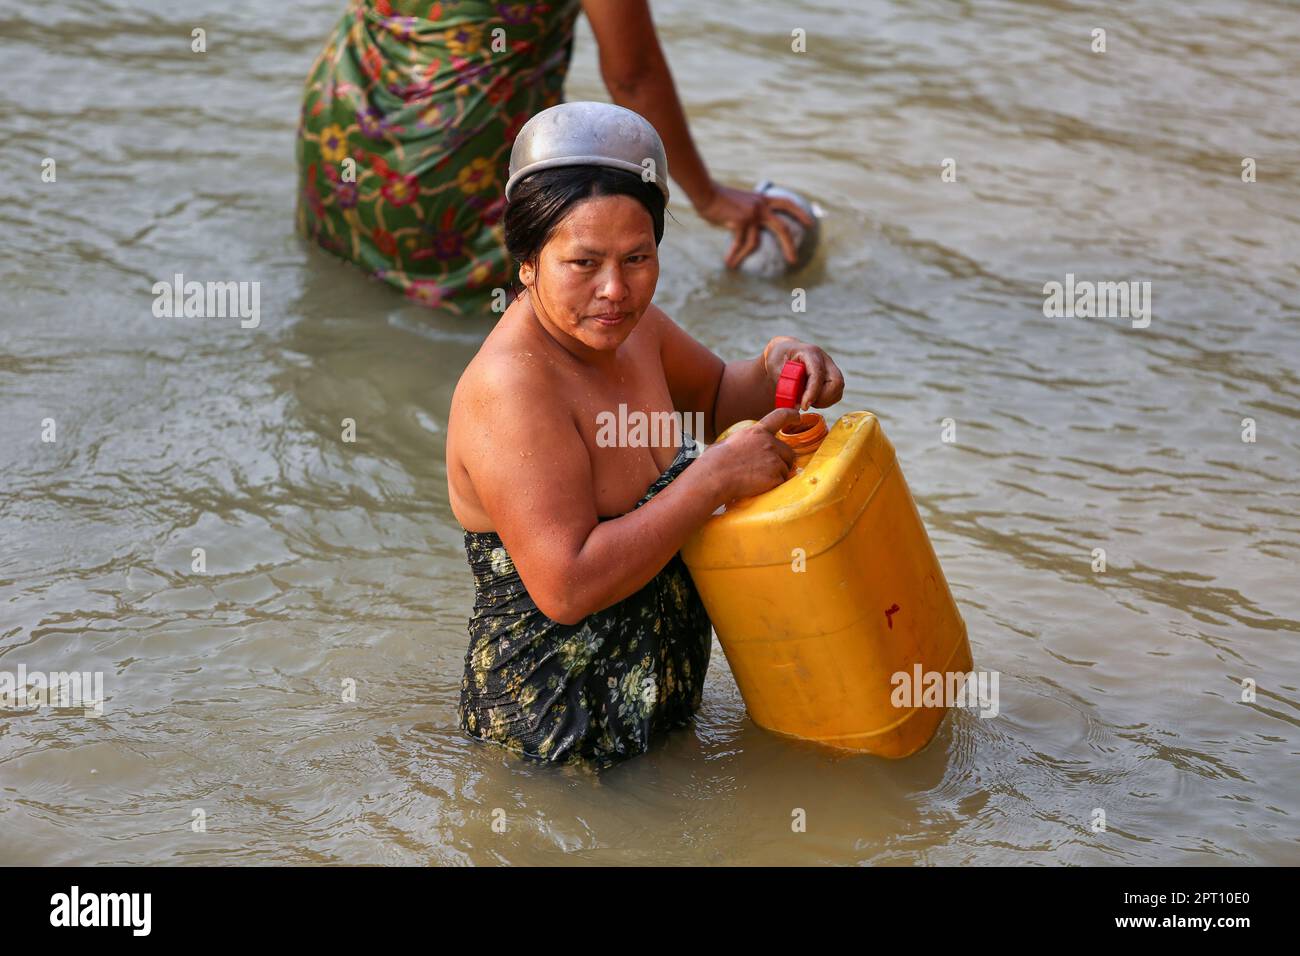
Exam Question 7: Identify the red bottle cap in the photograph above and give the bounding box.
[774,359,807,409]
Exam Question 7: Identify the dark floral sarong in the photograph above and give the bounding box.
[458,436,713,767]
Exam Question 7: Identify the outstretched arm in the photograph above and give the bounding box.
[581,0,815,267]
[581,0,713,208]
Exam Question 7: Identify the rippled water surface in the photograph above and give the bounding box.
[2,0,1298,864]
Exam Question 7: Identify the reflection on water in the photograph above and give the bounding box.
[1,0,1297,864]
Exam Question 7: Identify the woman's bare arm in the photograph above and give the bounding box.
[581,0,819,267]
[581,0,714,209]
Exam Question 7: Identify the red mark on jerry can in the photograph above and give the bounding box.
[885,603,900,629]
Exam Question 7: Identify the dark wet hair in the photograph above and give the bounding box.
[503,165,668,293]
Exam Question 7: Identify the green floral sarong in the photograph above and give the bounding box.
[459,436,714,767]
[295,0,583,314]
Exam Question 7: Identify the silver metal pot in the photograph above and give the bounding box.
[737,180,822,277]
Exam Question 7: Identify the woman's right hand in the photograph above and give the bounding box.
[696,407,802,505]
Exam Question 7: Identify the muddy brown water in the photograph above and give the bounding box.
[1,0,1297,864]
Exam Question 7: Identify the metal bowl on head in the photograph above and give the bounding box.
[506,101,670,203]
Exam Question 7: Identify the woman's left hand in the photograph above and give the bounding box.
[761,336,846,411]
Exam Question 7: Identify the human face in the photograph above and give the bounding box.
[520,193,659,356]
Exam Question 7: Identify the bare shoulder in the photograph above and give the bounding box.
[448,314,577,470]
[642,299,712,366]
[637,301,676,355]
[641,301,672,335]
[454,329,556,417]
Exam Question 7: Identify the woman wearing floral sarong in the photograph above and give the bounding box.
[296,0,813,313]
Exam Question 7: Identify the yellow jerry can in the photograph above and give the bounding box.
[681,411,973,757]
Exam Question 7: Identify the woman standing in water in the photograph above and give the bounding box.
[296,0,814,313]
[446,103,844,765]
